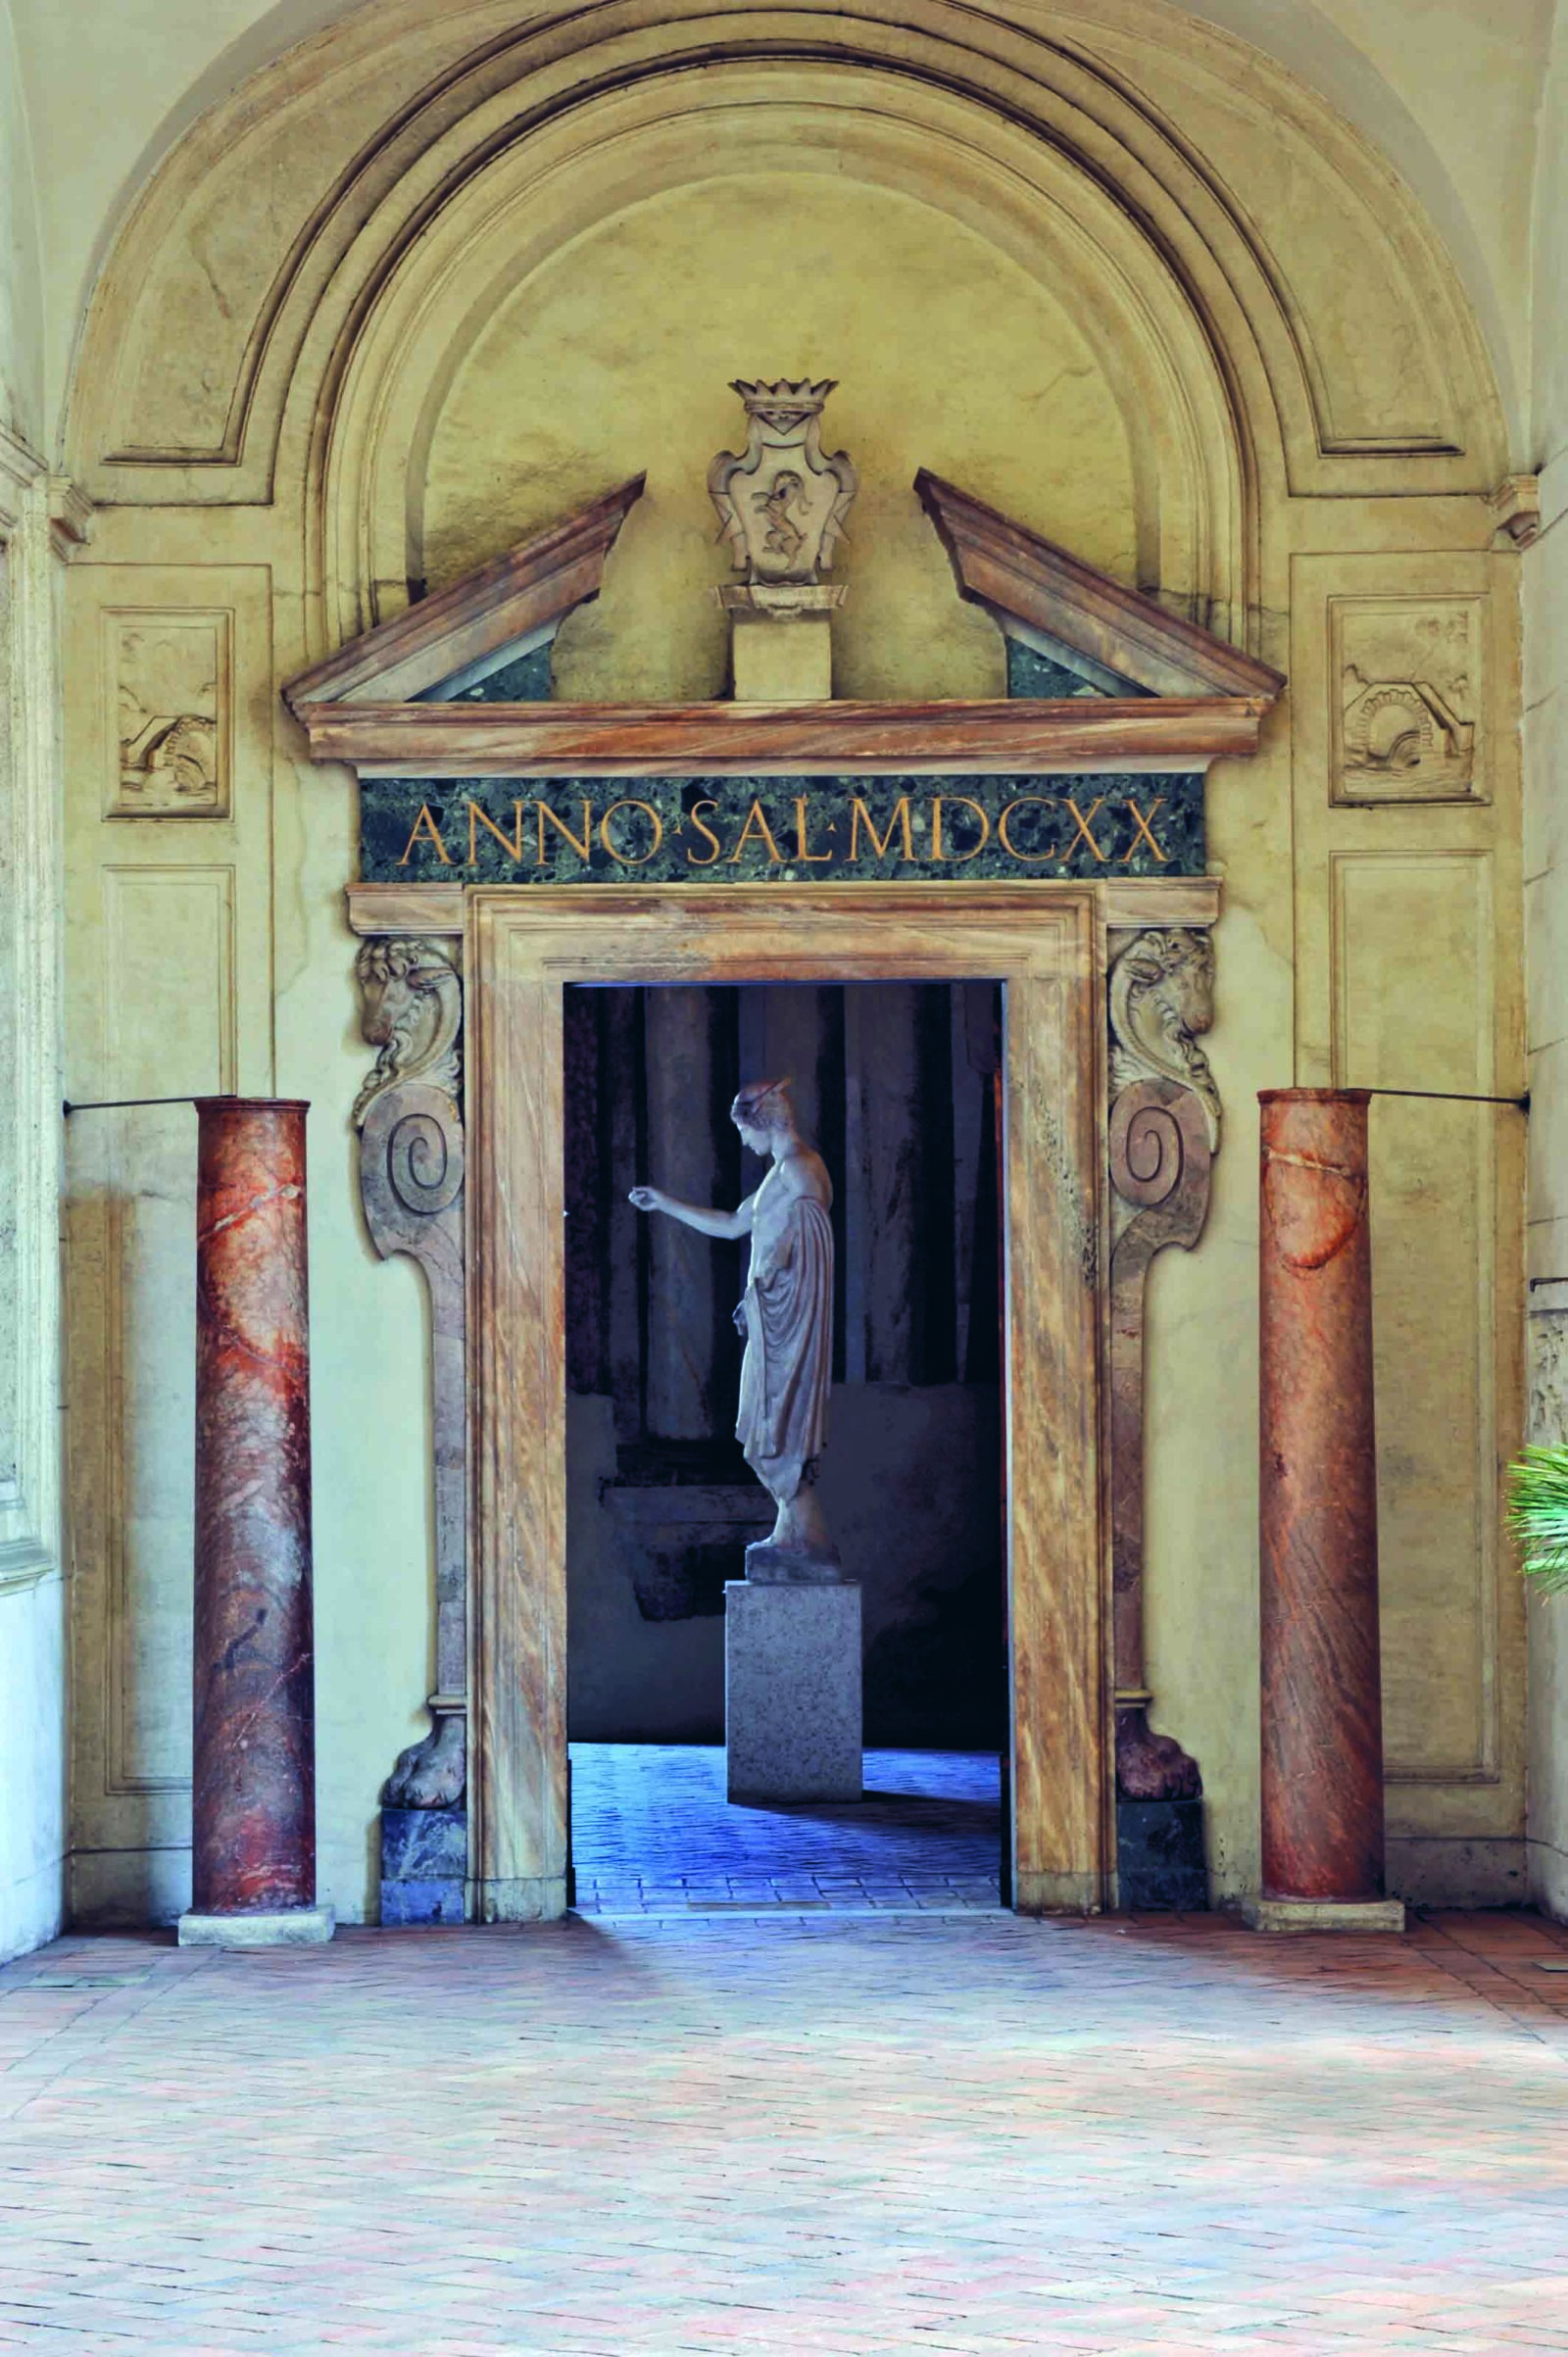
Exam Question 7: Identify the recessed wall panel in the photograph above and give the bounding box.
[101,866,235,1792]
[1331,850,1496,1783]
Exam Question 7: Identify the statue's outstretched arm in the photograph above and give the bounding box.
[628,1185,756,1241]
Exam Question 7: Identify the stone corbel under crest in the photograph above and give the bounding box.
[354,936,467,1808]
[1106,927,1218,1804]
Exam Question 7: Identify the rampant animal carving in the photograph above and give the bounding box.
[708,378,858,586]
[352,937,462,1129]
[1108,928,1220,1151]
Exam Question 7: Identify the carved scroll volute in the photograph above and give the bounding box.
[1107,925,1218,1805]
[354,938,467,1809]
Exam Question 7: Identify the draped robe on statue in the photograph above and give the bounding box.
[735,1189,834,1505]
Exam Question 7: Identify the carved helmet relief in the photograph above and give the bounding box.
[352,937,463,1129]
[1107,928,1221,1152]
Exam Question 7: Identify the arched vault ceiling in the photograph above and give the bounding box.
[15,0,1554,459]
[24,0,1539,471]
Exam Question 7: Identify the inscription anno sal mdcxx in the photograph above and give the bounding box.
[362,772,1205,884]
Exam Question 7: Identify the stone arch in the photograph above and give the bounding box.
[306,64,1250,676]
[66,1,1507,571]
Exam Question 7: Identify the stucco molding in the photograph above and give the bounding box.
[65,0,1505,530]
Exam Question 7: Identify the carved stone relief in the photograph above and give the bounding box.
[1107,927,1220,1153]
[1106,929,1217,1803]
[1330,597,1483,805]
[106,609,229,817]
[354,937,467,1809]
[708,378,858,595]
[354,936,462,1124]
[1528,1308,1568,1448]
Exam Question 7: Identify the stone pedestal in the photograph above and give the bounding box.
[177,1098,330,1951]
[1117,1797,1207,1911]
[718,583,844,703]
[1255,1089,1400,1934]
[380,1804,467,1926]
[725,1580,862,1802]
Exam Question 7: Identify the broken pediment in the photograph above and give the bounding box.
[282,474,646,715]
[913,469,1285,703]
[281,466,1283,795]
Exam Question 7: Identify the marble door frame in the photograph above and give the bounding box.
[463,881,1108,1920]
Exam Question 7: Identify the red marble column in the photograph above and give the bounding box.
[190,1098,318,1922]
[1257,1089,1387,1906]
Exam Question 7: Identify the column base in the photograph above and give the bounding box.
[725,1578,861,1801]
[1242,1894,1405,1934]
[178,1904,335,1948]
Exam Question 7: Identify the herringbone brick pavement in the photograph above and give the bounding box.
[4,1908,1568,2353]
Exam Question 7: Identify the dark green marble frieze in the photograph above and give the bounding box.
[361,772,1204,884]
[1004,641,1146,700]
[414,642,555,703]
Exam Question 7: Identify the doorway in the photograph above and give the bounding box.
[563,976,1008,1911]
[464,883,1107,1921]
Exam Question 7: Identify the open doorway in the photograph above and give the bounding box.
[564,978,1007,1912]
[464,881,1105,1921]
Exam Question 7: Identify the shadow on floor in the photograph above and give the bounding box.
[569,1742,1004,1912]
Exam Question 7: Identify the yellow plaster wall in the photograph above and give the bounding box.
[0,0,68,1967]
[11,0,1549,459]
[423,176,1135,705]
[55,3,1529,1924]
[1524,2,1568,1922]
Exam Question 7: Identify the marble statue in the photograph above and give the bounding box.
[630,1076,843,1582]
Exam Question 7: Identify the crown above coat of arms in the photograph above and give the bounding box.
[708,376,858,591]
[729,378,838,417]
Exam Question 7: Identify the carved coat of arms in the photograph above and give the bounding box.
[708,379,858,588]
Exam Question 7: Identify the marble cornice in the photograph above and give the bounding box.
[342,873,1222,938]
[295,694,1271,779]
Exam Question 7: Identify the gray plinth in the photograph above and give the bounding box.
[725,1579,862,1802]
[178,1904,335,1948]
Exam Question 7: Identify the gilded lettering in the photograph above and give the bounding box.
[793,795,834,864]
[1062,795,1108,861]
[685,799,723,866]
[929,795,990,863]
[1122,797,1169,864]
[398,803,454,867]
[998,797,1056,862]
[536,798,595,864]
[728,799,785,863]
[466,797,524,865]
[849,797,914,862]
[600,798,664,865]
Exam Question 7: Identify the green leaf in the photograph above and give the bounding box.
[1507,1446,1568,1595]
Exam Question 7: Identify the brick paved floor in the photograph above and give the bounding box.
[6,1910,1568,2352]
[569,1744,1003,1912]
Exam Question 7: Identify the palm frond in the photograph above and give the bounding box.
[1507,1446,1568,1595]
